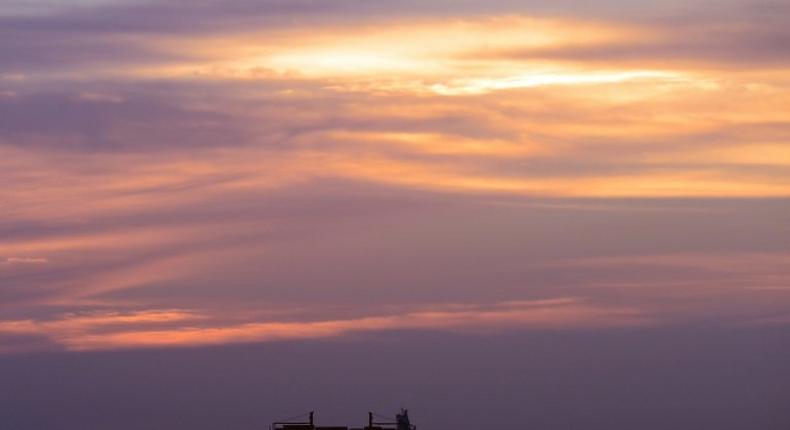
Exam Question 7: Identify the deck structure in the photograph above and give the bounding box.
[271,409,416,430]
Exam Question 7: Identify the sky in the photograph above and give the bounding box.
[1,0,789,428]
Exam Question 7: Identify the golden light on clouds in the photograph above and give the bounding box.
[74,15,788,198]
[201,17,632,76]
[132,16,691,95]
[2,1,790,355]
[0,299,646,352]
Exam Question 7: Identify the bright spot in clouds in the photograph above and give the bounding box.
[0,0,789,355]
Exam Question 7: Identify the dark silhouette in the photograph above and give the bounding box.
[271,410,416,430]
[396,409,415,430]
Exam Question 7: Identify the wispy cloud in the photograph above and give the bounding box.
[0,299,646,352]
[1,257,48,265]
[1,0,789,355]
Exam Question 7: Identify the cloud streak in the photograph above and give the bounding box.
[0,299,646,352]
[1,0,789,355]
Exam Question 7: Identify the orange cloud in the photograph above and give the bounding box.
[0,299,646,352]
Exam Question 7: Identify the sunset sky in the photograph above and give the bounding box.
[1,0,789,428]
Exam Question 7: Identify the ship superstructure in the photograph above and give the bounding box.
[271,409,416,430]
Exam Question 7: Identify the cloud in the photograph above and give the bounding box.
[0,299,646,352]
[4,2,787,82]
[2,0,789,358]
[0,92,240,150]
[2,257,48,265]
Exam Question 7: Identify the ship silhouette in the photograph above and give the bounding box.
[271,409,415,430]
